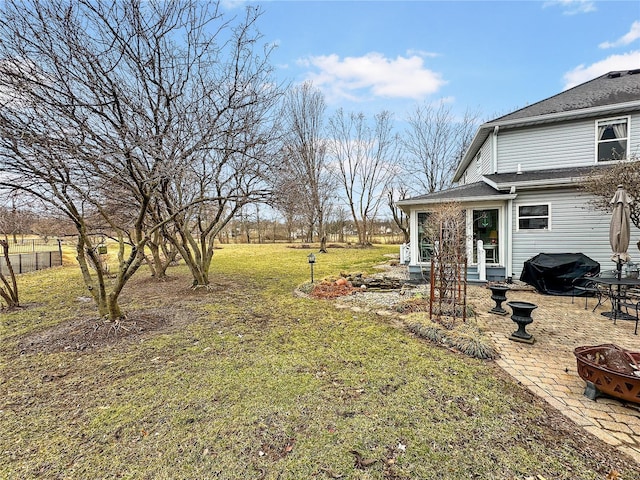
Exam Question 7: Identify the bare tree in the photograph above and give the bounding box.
[143,229,179,279]
[30,213,74,242]
[278,82,334,252]
[0,0,279,316]
[0,193,33,244]
[386,183,410,243]
[328,109,400,246]
[271,174,304,242]
[403,102,480,194]
[328,206,350,243]
[154,96,281,287]
[581,156,640,250]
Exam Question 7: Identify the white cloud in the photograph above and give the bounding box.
[219,0,248,10]
[543,0,596,15]
[599,21,640,49]
[406,49,440,59]
[563,51,640,89]
[298,52,446,103]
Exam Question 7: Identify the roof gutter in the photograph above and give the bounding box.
[396,193,517,214]
[493,178,583,191]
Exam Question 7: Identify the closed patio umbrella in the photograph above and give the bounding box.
[607,185,633,321]
[610,184,632,277]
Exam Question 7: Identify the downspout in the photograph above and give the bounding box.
[492,125,499,173]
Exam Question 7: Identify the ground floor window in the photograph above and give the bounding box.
[518,204,550,230]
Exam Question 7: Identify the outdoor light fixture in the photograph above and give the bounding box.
[307,253,316,283]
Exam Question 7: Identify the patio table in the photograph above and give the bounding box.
[589,276,640,325]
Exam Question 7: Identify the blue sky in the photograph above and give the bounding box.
[223,0,640,123]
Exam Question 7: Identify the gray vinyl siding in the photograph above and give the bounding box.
[498,120,594,173]
[460,138,493,184]
[460,162,480,185]
[480,140,493,174]
[632,113,640,156]
[498,112,640,174]
[511,188,640,278]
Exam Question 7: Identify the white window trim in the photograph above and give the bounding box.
[594,116,630,163]
[467,205,504,266]
[516,203,551,232]
[416,210,432,265]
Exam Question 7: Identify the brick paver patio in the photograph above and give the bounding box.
[473,284,640,464]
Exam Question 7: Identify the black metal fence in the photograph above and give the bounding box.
[0,239,63,275]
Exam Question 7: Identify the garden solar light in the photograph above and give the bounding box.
[307,253,316,283]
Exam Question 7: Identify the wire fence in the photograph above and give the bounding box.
[0,239,63,275]
[2,238,62,254]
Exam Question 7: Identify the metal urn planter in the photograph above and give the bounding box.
[507,301,537,344]
[489,285,509,315]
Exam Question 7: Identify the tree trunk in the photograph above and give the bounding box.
[74,228,146,320]
[319,234,327,253]
[144,231,176,279]
[107,292,123,320]
[0,239,19,307]
[164,227,214,288]
[355,219,367,246]
[75,235,109,317]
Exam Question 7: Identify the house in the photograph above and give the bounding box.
[397,69,640,283]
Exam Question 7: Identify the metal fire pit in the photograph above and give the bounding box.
[574,344,640,404]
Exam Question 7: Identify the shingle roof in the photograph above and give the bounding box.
[399,165,615,209]
[490,69,640,123]
[398,181,506,204]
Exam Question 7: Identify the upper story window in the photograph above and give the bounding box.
[596,117,628,162]
[518,204,550,230]
[475,152,481,173]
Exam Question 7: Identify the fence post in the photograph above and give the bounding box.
[58,239,62,266]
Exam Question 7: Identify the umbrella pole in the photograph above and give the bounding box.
[615,260,623,320]
[617,259,622,281]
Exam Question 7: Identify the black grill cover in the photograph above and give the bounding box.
[520,253,600,295]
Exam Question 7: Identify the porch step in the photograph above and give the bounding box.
[467,266,487,285]
[467,266,479,279]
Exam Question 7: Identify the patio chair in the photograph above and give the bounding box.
[571,274,608,311]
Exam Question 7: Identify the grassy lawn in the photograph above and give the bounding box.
[0,243,637,479]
